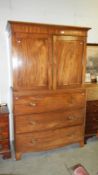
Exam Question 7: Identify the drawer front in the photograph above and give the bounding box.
[15,109,85,133]
[85,123,98,135]
[15,126,84,152]
[0,139,9,153]
[14,92,85,115]
[86,112,98,122]
[0,127,9,140]
[0,116,8,127]
[86,101,98,112]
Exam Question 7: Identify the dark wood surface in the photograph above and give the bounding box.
[0,105,11,159]
[7,21,89,160]
[85,83,98,141]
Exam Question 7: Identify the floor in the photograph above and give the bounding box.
[0,137,98,175]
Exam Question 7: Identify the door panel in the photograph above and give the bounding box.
[12,33,52,91]
[53,36,84,89]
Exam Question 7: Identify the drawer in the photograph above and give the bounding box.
[86,112,98,122]
[15,126,84,152]
[85,123,98,135]
[0,127,9,140]
[0,139,9,153]
[86,101,98,112]
[14,92,85,115]
[0,116,8,127]
[15,109,85,133]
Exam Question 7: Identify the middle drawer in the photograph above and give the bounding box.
[15,109,85,134]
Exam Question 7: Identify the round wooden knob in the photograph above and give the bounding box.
[29,102,37,107]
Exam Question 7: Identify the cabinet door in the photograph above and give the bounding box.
[12,33,52,91]
[53,36,85,89]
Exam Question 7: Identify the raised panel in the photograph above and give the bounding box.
[53,36,84,89]
[12,33,52,90]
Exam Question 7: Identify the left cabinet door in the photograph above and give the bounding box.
[12,33,53,91]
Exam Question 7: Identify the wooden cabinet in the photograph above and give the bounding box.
[85,84,98,140]
[7,21,90,160]
[0,105,11,159]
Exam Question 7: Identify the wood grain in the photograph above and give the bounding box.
[14,92,85,115]
[15,126,84,153]
[53,36,85,88]
[15,109,85,133]
[12,33,52,90]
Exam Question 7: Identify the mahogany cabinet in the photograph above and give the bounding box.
[7,21,90,160]
[0,105,11,159]
[85,83,98,140]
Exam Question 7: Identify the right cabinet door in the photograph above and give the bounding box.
[53,36,85,89]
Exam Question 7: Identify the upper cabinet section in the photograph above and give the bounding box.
[7,21,90,91]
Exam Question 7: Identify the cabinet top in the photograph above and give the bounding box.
[7,21,91,37]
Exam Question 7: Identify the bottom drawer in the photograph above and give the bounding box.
[15,126,84,153]
[0,139,9,153]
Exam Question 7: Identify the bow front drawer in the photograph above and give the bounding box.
[15,126,83,153]
[14,92,85,115]
[15,109,85,133]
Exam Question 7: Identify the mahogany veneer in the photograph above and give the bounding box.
[7,21,90,160]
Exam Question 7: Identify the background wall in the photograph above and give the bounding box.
[0,0,98,139]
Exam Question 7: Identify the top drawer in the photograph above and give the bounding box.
[14,91,85,115]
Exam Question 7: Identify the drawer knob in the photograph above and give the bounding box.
[68,116,75,120]
[29,121,36,126]
[31,139,36,145]
[29,102,37,107]
[0,144,3,150]
[15,97,19,100]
